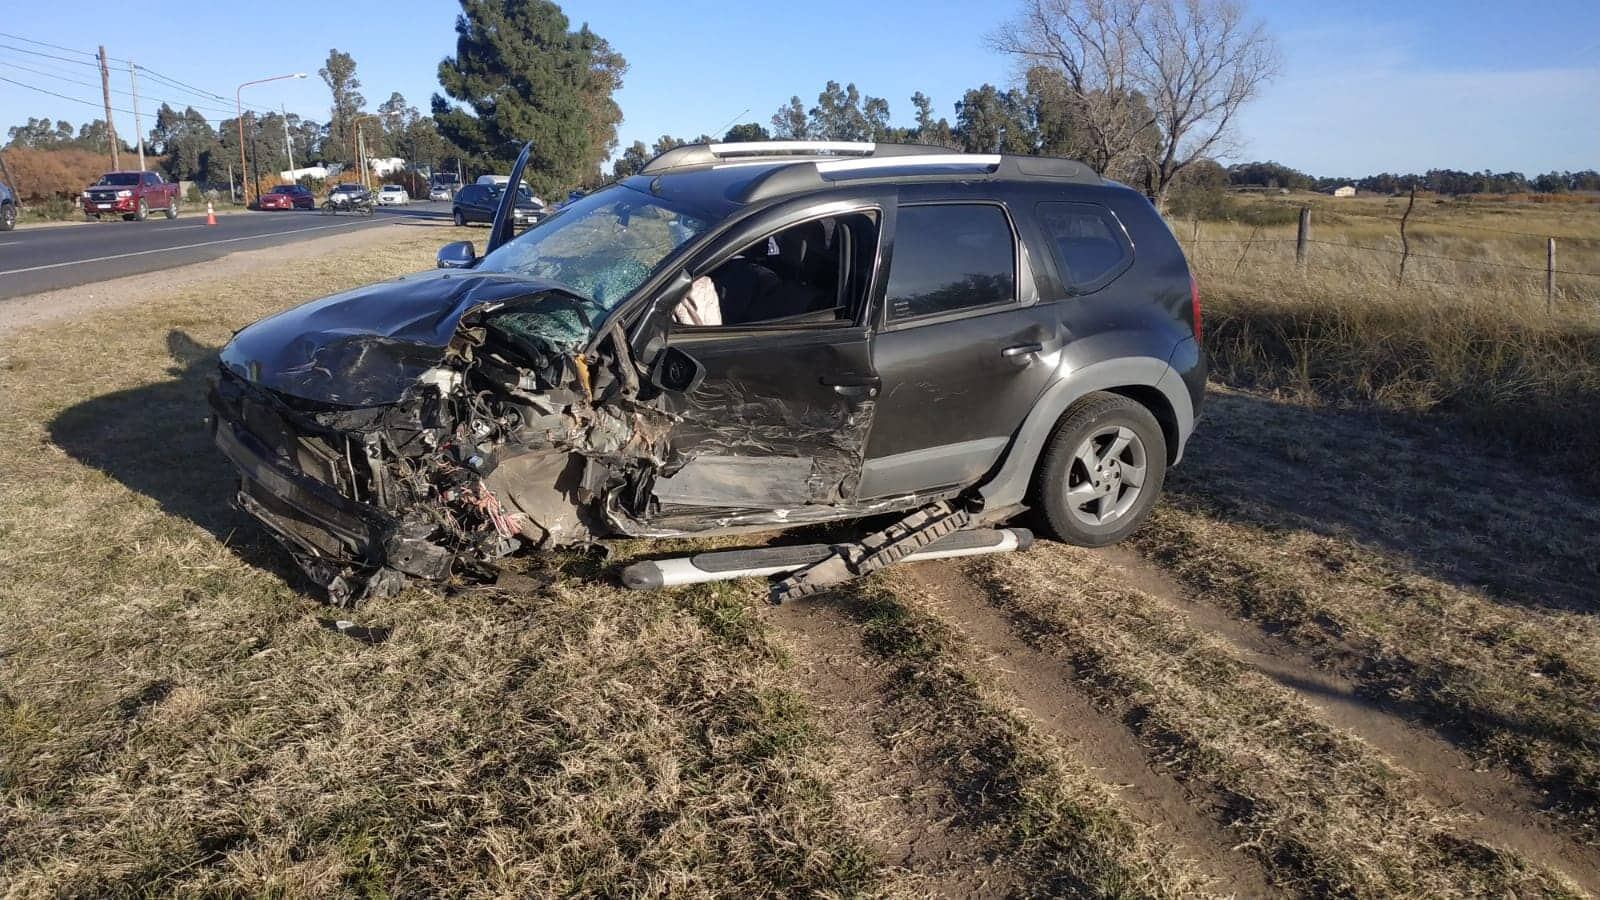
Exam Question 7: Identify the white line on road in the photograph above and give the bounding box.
[0,220,391,277]
[0,241,18,247]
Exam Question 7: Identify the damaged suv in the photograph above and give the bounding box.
[210,141,1204,603]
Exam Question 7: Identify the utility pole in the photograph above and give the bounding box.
[249,113,261,197]
[282,102,295,176]
[97,46,120,169]
[127,61,146,171]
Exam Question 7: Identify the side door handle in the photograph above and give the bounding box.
[1001,342,1044,359]
[819,374,881,398]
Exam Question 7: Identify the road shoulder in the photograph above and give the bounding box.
[0,220,412,337]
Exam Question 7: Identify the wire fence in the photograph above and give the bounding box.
[1200,237,1600,278]
[1325,207,1600,242]
[1178,203,1600,313]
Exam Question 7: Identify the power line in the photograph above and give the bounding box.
[133,64,231,104]
[0,30,109,61]
[0,73,128,115]
[0,41,101,69]
[0,57,247,118]
[0,34,269,113]
[0,57,103,93]
[0,74,250,126]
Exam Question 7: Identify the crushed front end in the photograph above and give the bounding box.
[208,275,669,604]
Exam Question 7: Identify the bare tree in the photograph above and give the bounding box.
[990,0,1279,208]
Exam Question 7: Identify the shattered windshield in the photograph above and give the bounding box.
[473,186,709,310]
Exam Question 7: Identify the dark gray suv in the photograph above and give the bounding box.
[210,141,1204,603]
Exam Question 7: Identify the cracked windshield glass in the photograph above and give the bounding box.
[475,187,708,309]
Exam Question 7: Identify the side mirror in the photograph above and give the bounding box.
[648,346,706,394]
[437,240,476,269]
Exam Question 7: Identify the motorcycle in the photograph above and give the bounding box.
[321,191,375,217]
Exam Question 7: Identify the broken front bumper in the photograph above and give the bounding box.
[208,377,453,603]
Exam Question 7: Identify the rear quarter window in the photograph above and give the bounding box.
[885,203,1016,322]
[1036,202,1133,292]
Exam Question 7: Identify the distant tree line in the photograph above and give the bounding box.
[14,0,1590,206]
[1226,160,1600,195]
[6,117,129,154]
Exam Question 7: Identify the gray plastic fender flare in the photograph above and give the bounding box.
[977,350,1193,510]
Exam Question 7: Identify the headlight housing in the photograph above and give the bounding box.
[116,190,133,198]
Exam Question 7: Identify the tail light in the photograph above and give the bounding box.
[1189,274,1202,344]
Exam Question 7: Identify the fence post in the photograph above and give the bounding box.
[1396,186,1416,287]
[1191,217,1200,263]
[1547,237,1556,313]
[1233,225,1262,275]
[1296,207,1310,272]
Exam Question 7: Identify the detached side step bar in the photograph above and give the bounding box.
[620,527,1033,591]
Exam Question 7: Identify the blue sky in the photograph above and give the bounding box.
[2,0,1595,175]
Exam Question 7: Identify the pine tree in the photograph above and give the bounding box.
[433,0,627,195]
[319,50,365,166]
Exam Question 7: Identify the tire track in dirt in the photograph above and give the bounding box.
[888,563,1282,898]
[1088,543,1600,896]
[766,598,1032,898]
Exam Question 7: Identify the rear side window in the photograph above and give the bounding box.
[885,204,1016,322]
[1036,202,1131,291]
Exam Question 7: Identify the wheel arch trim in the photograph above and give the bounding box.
[977,352,1192,509]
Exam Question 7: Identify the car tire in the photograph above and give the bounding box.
[1,202,15,232]
[1032,391,1167,548]
[165,197,178,219]
[133,199,148,222]
[452,208,465,227]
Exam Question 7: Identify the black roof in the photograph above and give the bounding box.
[619,142,1105,217]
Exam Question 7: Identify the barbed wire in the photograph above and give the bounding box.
[1264,205,1600,242]
[1185,236,1600,278]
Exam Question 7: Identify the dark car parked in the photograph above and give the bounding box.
[0,180,15,231]
[258,184,316,210]
[210,141,1204,604]
[452,182,544,228]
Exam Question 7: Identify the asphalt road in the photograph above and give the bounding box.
[0,201,454,301]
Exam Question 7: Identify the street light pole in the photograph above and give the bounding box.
[235,72,307,205]
[128,61,145,171]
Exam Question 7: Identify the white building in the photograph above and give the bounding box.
[280,165,329,182]
[368,157,406,177]
[1332,185,1356,198]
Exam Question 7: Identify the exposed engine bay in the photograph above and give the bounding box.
[208,284,697,604]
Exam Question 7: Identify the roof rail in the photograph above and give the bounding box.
[738,152,1101,203]
[640,140,954,174]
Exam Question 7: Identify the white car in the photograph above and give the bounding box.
[428,185,454,201]
[376,185,410,205]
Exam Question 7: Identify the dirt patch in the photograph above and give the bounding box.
[1136,388,1600,841]
[0,220,422,336]
[892,562,1283,898]
[1091,545,1600,895]
[767,597,1030,897]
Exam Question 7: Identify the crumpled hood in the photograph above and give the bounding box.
[219,269,594,407]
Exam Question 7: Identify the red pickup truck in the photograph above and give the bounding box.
[82,171,181,221]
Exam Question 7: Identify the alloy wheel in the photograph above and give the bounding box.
[1064,425,1148,527]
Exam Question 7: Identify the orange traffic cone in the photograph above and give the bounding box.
[205,202,217,226]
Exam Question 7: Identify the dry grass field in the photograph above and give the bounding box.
[1184,191,1600,489]
[2,198,1597,897]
